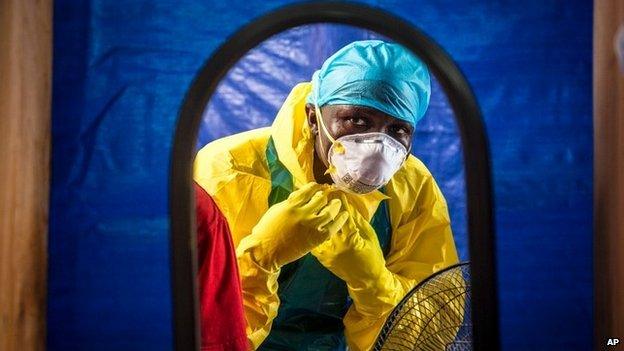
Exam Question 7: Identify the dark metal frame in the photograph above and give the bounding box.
[169,2,498,350]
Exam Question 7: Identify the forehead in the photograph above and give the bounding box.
[322,104,411,126]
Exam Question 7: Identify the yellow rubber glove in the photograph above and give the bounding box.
[237,182,349,272]
[312,194,402,315]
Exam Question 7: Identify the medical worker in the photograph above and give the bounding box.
[194,40,459,350]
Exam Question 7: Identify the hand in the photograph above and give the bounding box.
[312,194,387,289]
[237,182,350,271]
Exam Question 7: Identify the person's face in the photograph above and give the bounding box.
[305,103,414,167]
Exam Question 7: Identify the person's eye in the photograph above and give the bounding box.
[348,116,369,126]
[391,125,411,136]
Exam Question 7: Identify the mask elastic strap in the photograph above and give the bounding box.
[315,105,345,152]
[314,105,342,176]
[313,79,337,144]
[314,104,335,144]
[314,80,345,175]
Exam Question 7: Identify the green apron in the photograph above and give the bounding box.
[258,137,392,351]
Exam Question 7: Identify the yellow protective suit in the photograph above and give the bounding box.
[194,82,459,350]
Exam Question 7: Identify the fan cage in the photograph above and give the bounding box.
[373,262,472,351]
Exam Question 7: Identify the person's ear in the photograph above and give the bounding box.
[305,104,318,135]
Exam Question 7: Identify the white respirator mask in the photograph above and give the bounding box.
[315,104,409,194]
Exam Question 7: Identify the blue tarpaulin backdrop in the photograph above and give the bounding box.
[49,1,593,350]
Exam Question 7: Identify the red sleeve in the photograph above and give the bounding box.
[195,182,248,351]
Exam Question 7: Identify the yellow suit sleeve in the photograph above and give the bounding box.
[343,174,460,351]
[236,245,281,349]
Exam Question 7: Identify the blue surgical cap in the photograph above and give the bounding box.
[307,40,431,126]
